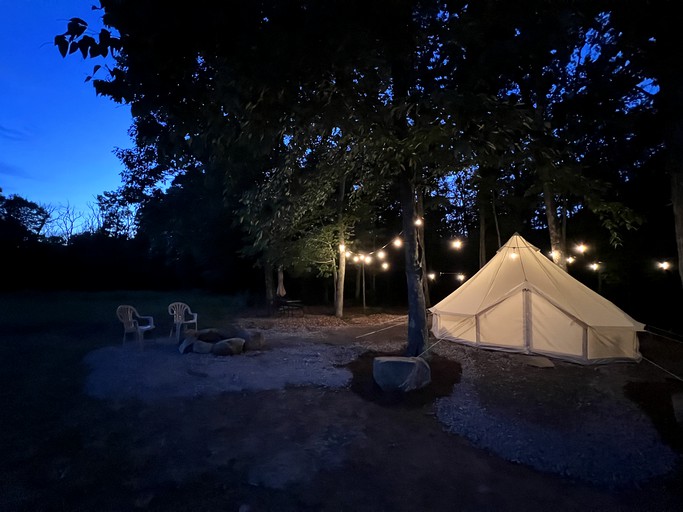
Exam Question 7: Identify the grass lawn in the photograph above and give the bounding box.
[0,290,251,509]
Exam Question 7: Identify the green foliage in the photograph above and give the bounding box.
[53,1,669,303]
[585,199,643,247]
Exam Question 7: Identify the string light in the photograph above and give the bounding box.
[340,232,671,288]
[436,271,468,282]
[338,226,470,284]
[342,230,406,269]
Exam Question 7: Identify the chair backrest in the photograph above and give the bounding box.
[168,302,190,323]
[116,305,139,331]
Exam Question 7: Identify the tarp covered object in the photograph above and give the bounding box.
[429,234,644,364]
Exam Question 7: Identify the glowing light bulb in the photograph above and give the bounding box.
[451,239,462,249]
[456,273,465,282]
[353,255,359,263]
[566,256,575,264]
[339,243,345,252]
[381,262,389,270]
[428,272,436,280]
[377,250,386,260]
[393,238,403,247]
[658,261,671,270]
[589,262,600,271]
[414,218,423,226]
[576,243,587,254]
[365,255,372,264]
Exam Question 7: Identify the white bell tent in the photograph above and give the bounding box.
[429,233,644,364]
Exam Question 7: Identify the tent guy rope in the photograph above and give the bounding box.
[642,356,683,382]
[354,316,408,339]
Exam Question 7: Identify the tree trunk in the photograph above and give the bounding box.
[264,261,274,310]
[400,177,429,357]
[491,190,501,248]
[334,177,347,318]
[479,201,487,268]
[670,171,683,289]
[276,266,286,296]
[561,196,567,252]
[361,261,366,311]
[326,273,333,305]
[542,180,567,271]
[659,66,683,290]
[335,246,346,318]
[354,262,360,300]
[389,20,428,356]
[417,189,430,307]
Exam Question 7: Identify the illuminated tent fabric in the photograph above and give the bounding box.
[429,233,644,364]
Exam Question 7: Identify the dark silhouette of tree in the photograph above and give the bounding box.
[607,1,683,289]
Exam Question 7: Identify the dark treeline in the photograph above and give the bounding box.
[0,190,260,295]
[2,169,680,333]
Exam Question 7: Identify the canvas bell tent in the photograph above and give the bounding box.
[429,234,645,364]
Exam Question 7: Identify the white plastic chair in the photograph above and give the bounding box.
[116,305,155,347]
[168,302,198,341]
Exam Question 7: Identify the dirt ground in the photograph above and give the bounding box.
[3,307,683,511]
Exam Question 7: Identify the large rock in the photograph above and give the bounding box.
[180,326,257,355]
[372,356,431,392]
[244,331,265,351]
[221,324,251,339]
[178,337,194,354]
[193,339,214,354]
[196,325,252,342]
[212,338,246,356]
[195,328,227,343]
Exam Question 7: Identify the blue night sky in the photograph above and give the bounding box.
[0,0,132,215]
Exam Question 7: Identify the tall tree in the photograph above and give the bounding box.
[0,193,50,243]
[55,0,517,354]
[62,1,640,354]
[609,1,683,289]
